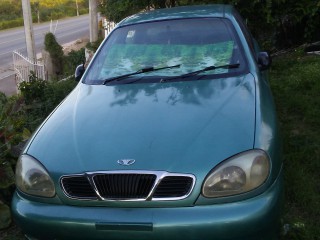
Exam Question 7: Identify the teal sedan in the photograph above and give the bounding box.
[12,5,283,240]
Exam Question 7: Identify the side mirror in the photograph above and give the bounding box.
[75,64,85,82]
[257,52,272,71]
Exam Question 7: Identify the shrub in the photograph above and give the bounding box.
[44,32,64,76]
[44,32,64,61]
[18,72,47,104]
[64,48,86,76]
[0,73,77,229]
[0,18,23,30]
[0,94,28,230]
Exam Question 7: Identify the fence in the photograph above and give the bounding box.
[103,20,116,37]
[12,50,47,84]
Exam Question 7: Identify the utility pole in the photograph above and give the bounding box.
[89,0,98,43]
[22,0,36,62]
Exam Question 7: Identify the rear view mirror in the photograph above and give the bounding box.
[75,64,85,82]
[258,52,272,71]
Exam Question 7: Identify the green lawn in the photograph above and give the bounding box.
[270,51,320,239]
[0,51,319,240]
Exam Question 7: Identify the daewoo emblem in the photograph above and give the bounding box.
[117,159,136,166]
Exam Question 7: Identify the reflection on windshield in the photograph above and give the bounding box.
[84,18,246,84]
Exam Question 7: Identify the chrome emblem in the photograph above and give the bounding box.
[117,159,135,166]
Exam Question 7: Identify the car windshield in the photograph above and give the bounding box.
[83,18,247,85]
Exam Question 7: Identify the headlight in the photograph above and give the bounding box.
[16,154,55,197]
[202,150,270,198]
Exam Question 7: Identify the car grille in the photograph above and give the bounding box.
[60,171,195,201]
[94,174,157,199]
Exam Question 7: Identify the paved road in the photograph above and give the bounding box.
[0,75,17,96]
[0,14,89,79]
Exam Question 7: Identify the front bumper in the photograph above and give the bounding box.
[12,173,283,240]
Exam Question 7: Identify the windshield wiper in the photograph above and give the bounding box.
[160,63,240,83]
[103,64,181,85]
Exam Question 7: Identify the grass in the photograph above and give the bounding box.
[270,50,320,239]
[0,51,319,239]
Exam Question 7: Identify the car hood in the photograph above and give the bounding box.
[27,74,255,181]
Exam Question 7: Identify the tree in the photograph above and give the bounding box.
[99,0,182,22]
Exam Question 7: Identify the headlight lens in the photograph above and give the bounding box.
[202,150,270,198]
[16,154,55,197]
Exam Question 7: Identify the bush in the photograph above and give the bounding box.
[64,48,86,76]
[44,32,64,76]
[0,93,28,230]
[18,73,77,130]
[0,74,77,229]
[18,72,47,104]
[45,33,63,60]
[0,18,23,30]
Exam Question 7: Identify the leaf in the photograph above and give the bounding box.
[0,201,11,229]
[22,128,31,141]
[0,162,15,189]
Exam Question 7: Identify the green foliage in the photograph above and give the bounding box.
[100,0,179,22]
[100,0,146,22]
[0,18,23,30]
[0,72,77,230]
[0,93,27,230]
[35,0,89,20]
[64,48,86,76]
[0,0,22,21]
[45,33,64,60]
[18,74,77,130]
[44,32,64,76]
[18,72,47,104]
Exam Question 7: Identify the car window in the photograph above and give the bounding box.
[84,18,247,84]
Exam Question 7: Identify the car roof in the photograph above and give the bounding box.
[117,4,234,27]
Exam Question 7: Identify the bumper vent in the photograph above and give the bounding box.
[61,171,195,201]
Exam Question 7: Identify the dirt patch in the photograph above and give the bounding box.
[62,38,89,55]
